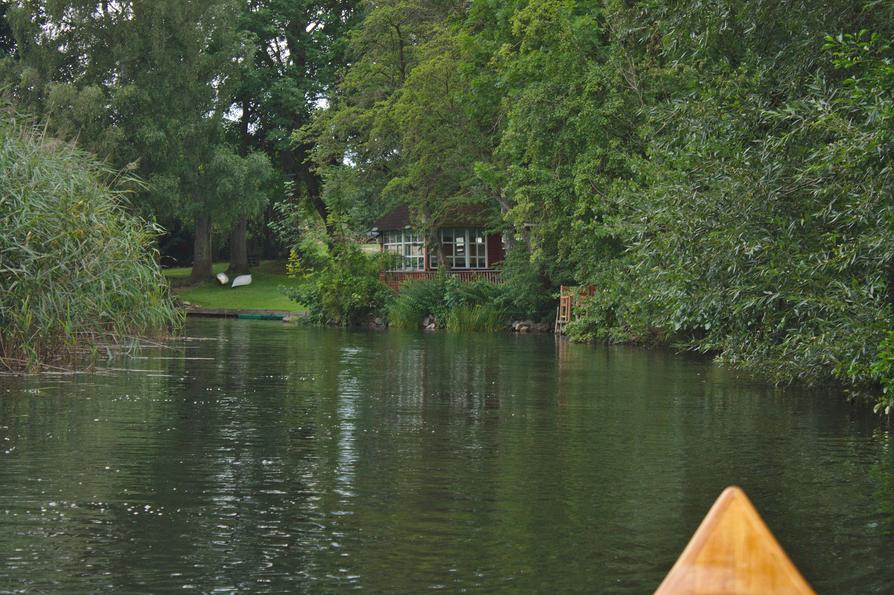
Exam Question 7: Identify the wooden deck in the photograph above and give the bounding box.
[380,270,502,291]
[656,486,814,594]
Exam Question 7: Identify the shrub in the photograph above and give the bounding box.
[387,276,450,329]
[870,332,894,415]
[387,274,514,330]
[287,243,393,326]
[493,246,555,321]
[0,110,181,370]
[285,234,330,277]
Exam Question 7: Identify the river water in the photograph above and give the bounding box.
[1,319,893,592]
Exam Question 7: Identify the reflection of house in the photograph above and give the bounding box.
[371,204,505,290]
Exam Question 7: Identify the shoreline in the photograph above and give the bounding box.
[184,306,305,321]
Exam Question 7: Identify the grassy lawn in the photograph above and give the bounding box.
[163,260,304,312]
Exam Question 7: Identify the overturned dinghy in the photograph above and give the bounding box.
[216,272,230,285]
[231,274,252,288]
[656,486,814,594]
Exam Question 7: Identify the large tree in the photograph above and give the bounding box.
[306,0,894,408]
[231,0,358,254]
[0,1,14,55]
[1,0,275,282]
[305,0,461,231]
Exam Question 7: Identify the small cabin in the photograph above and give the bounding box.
[371,204,505,290]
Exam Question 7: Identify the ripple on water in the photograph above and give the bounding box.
[0,320,892,592]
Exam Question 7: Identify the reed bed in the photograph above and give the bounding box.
[0,109,181,371]
[445,305,505,333]
[387,275,509,331]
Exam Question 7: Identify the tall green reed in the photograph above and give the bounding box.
[445,304,505,333]
[0,108,181,370]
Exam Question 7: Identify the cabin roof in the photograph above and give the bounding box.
[371,203,493,231]
[372,204,412,230]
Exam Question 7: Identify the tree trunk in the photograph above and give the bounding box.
[436,242,450,271]
[228,95,253,275]
[431,231,450,271]
[190,212,213,283]
[395,24,406,84]
[887,258,894,311]
[227,216,250,275]
[497,190,516,253]
[282,144,336,243]
[261,202,279,259]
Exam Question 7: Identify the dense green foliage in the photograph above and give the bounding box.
[0,0,362,310]
[235,0,358,235]
[555,9,894,413]
[304,0,894,411]
[495,246,554,321]
[289,250,536,332]
[388,276,505,331]
[444,305,504,333]
[387,270,546,332]
[0,110,180,369]
[387,279,448,330]
[287,244,392,326]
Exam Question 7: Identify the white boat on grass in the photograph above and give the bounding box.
[231,274,252,288]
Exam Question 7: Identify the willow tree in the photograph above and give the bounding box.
[1,0,274,281]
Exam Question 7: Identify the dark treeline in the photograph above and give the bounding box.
[3,0,894,410]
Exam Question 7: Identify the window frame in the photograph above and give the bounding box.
[382,229,424,271]
[431,228,488,270]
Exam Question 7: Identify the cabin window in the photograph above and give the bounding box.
[431,228,488,269]
[382,230,424,271]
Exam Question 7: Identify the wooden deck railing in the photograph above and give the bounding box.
[380,270,502,291]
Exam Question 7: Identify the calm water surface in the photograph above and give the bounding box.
[1,319,893,592]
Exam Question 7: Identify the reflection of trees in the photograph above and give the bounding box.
[871,428,894,519]
[339,335,894,592]
[2,324,894,591]
[97,319,345,589]
[0,353,174,590]
[152,320,344,590]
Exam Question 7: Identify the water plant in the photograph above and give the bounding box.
[387,276,451,329]
[0,109,181,371]
[445,304,505,333]
[388,275,511,331]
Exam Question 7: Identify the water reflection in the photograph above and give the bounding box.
[0,320,893,592]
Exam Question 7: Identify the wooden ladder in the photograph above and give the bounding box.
[554,287,573,334]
